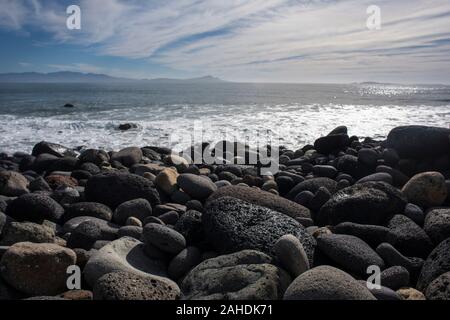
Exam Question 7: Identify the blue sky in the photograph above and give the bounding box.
[1,0,450,83]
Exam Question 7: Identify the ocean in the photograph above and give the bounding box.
[0,82,449,154]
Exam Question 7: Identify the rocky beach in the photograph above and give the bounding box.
[0,124,449,301]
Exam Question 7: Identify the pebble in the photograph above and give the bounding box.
[403,203,425,225]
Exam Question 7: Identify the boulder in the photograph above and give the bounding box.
[110,147,143,167]
[401,172,447,208]
[0,171,29,196]
[314,134,350,154]
[32,141,76,158]
[424,208,450,245]
[5,193,64,223]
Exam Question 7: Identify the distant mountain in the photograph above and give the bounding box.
[0,72,228,83]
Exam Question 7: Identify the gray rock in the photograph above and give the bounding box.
[380,266,410,290]
[64,202,113,222]
[424,208,450,245]
[83,237,168,287]
[181,250,291,300]
[113,198,152,225]
[173,210,203,245]
[316,234,385,275]
[0,221,55,246]
[357,280,402,300]
[274,234,309,278]
[312,165,337,178]
[110,147,143,167]
[177,174,217,200]
[287,177,338,200]
[358,148,379,167]
[417,237,450,291]
[32,141,76,158]
[356,172,393,185]
[168,246,201,280]
[403,203,425,225]
[376,243,423,281]
[5,193,64,223]
[203,196,316,263]
[314,134,350,154]
[385,215,433,259]
[67,219,119,250]
[93,271,180,300]
[85,172,160,209]
[0,171,29,196]
[118,226,143,240]
[143,223,186,255]
[283,266,376,300]
[208,185,311,220]
[317,182,407,226]
[402,172,447,208]
[63,216,115,234]
[425,271,450,300]
[332,222,389,248]
[0,242,76,296]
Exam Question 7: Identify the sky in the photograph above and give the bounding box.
[0,0,450,84]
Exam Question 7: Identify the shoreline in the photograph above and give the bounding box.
[0,124,449,300]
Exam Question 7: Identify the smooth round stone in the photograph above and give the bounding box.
[358,148,378,167]
[316,234,384,276]
[0,171,29,196]
[185,200,203,212]
[83,237,168,287]
[397,287,426,300]
[126,216,142,227]
[425,271,450,300]
[294,191,314,207]
[332,222,389,248]
[66,219,119,250]
[275,176,294,196]
[177,174,217,200]
[403,203,425,226]
[93,271,180,300]
[0,242,76,296]
[401,172,447,208]
[110,147,143,167]
[424,208,450,245]
[308,187,331,211]
[314,134,350,155]
[64,202,113,222]
[143,223,186,255]
[382,148,399,167]
[283,266,375,300]
[214,180,232,188]
[5,193,64,223]
[356,172,393,185]
[155,168,179,195]
[312,165,338,179]
[274,234,309,278]
[63,216,115,234]
[143,216,165,226]
[287,177,338,200]
[0,221,55,246]
[356,281,402,300]
[380,266,410,290]
[168,246,201,280]
[113,198,153,225]
[158,211,179,225]
[170,190,191,205]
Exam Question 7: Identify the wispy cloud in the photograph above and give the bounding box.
[1,0,450,83]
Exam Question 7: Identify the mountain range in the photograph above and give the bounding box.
[0,72,227,83]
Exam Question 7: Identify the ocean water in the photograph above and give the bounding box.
[0,82,449,154]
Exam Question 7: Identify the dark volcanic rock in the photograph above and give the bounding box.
[417,237,450,291]
[332,222,389,248]
[314,134,350,154]
[0,221,55,246]
[32,141,76,158]
[64,202,113,222]
[110,147,143,167]
[316,234,385,275]
[113,198,152,225]
[66,219,119,250]
[181,250,291,300]
[143,223,186,255]
[287,177,338,200]
[385,125,450,159]
[424,208,450,245]
[5,193,64,223]
[208,185,310,219]
[174,210,204,245]
[283,265,375,300]
[380,266,410,290]
[385,215,433,259]
[203,196,316,263]
[425,271,450,300]
[316,182,407,226]
[85,172,160,209]
[0,171,29,196]
[376,242,423,281]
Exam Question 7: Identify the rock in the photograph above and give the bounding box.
[401,172,447,208]
[66,219,119,250]
[376,243,423,280]
[63,103,75,108]
[317,182,407,226]
[385,125,450,159]
[314,134,350,154]
[85,172,160,209]
[316,234,385,275]
[0,171,29,196]
[328,126,348,135]
[403,203,425,225]
[177,174,217,200]
[29,176,52,192]
[32,141,76,158]
[126,216,142,227]
[0,242,76,295]
[309,187,331,211]
[118,123,138,131]
[294,190,314,207]
[382,148,400,167]
[63,216,115,234]
[117,226,142,240]
[155,168,179,195]
[283,266,376,300]
[424,208,450,245]
[356,172,393,185]
[164,154,189,172]
[380,266,410,290]
[181,250,291,300]
[113,198,152,225]
[64,202,113,222]
[287,177,338,200]
[358,148,378,167]
[357,281,402,300]
[111,147,143,167]
[45,175,78,189]
[208,185,311,219]
[417,237,450,291]
[425,271,450,300]
[332,222,389,248]
[79,149,110,165]
[376,165,409,187]
[397,287,426,300]
[203,196,316,263]
[337,154,371,179]
[158,211,179,225]
[143,223,186,255]
[5,193,64,223]
[312,165,337,178]
[93,271,179,300]
[385,215,433,259]
[0,221,55,246]
[59,290,93,300]
[83,237,168,287]
[173,210,203,245]
[168,246,201,280]
[274,234,310,278]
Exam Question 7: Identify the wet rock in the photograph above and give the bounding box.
[358,148,378,167]
[402,172,447,208]
[312,165,337,178]
[314,134,350,154]
[283,265,375,300]
[181,250,290,300]
[0,171,29,196]
[79,149,110,165]
[5,193,64,223]
[118,123,138,131]
[356,172,393,185]
[32,141,76,158]
[287,177,338,200]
